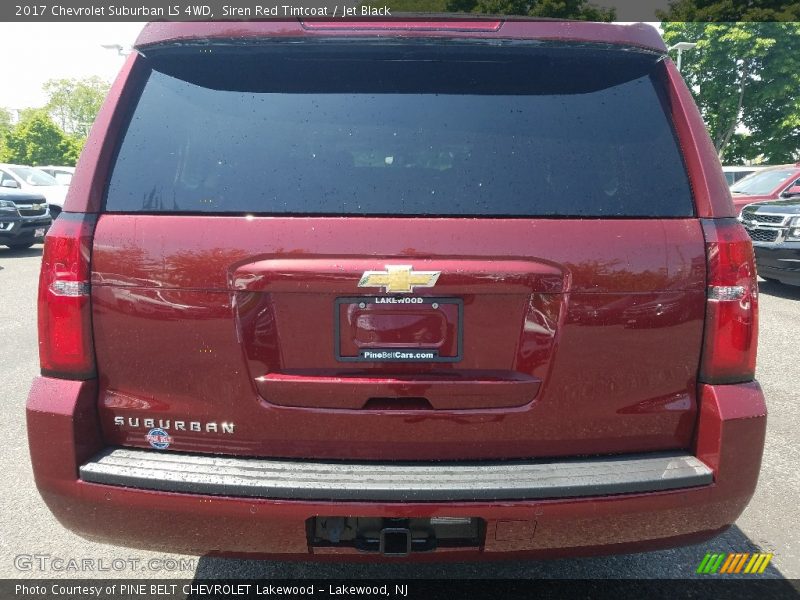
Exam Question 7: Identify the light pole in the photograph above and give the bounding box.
[668,42,697,72]
[101,44,132,57]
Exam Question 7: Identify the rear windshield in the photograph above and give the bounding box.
[106,43,693,217]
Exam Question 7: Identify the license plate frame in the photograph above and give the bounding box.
[334,296,463,363]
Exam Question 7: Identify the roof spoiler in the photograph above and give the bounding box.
[134,18,667,53]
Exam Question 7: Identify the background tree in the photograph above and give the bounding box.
[444,0,613,19]
[43,76,110,138]
[0,107,11,138]
[659,0,800,22]
[363,0,615,15]
[374,0,449,10]
[662,21,800,164]
[0,110,81,166]
[0,107,12,158]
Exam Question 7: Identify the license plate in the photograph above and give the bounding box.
[335,296,463,362]
[34,228,45,238]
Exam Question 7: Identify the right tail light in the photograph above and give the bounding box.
[699,218,758,384]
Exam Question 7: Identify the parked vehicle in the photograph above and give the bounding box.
[38,166,76,186]
[27,19,765,560]
[740,199,800,286]
[730,163,800,213]
[722,165,764,186]
[0,164,68,218]
[0,188,51,249]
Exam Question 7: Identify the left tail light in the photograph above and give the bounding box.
[37,213,97,379]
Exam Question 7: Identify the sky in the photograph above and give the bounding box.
[0,22,145,111]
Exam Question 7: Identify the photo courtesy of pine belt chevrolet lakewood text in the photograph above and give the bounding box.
[26,18,765,560]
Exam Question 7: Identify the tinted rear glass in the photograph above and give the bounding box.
[106,43,693,217]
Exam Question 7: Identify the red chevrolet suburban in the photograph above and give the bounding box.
[27,19,765,560]
[730,163,800,213]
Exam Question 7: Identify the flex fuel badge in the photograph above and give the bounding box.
[145,428,173,450]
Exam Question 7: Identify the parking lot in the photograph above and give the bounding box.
[1,244,797,580]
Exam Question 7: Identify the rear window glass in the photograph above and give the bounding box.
[106,43,693,217]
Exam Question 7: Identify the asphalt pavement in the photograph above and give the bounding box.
[0,245,797,580]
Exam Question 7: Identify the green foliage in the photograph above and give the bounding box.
[375,0,449,10]
[0,110,83,166]
[445,0,614,19]
[43,76,110,138]
[0,108,11,160]
[658,0,800,22]
[0,78,104,166]
[0,107,11,138]
[60,135,83,166]
[662,22,800,164]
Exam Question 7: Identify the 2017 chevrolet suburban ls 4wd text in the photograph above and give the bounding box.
[27,19,765,560]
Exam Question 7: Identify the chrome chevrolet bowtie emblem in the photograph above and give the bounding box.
[358,265,441,294]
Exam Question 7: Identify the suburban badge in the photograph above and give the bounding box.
[358,265,441,294]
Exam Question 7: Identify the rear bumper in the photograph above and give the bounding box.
[80,448,712,502]
[0,215,51,245]
[754,243,800,285]
[27,376,766,559]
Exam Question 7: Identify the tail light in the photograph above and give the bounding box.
[699,218,758,384]
[37,213,97,379]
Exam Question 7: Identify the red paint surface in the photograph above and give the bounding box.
[256,371,540,410]
[27,376,765,558]
[90,216,706,460]
[64,53,144,215]
[301,20,503,32]
[662,60,734,219]
[134,20,666,53]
